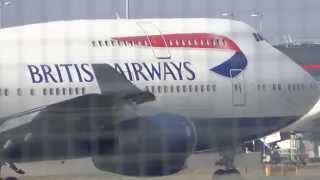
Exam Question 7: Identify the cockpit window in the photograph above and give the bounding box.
[253,33,264,42]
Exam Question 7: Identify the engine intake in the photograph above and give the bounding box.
[92,113,196,176]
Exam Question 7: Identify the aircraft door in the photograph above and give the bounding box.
[230,69,246,106]
[137,22,171,59]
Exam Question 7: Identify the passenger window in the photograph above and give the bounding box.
[200,40,204,46]
[211,40,215,46]
[262,84,266,91]
[164,86,168,93]
[257,84,261,91]
[175,40,179,46]
[206,85,211,92]
[170,85,174,93]
[62,88,67,95]
[216,39,220,47]
[169,40,173,46]
[69,88,73,95]
[206,40,210,46]
[98,41,103,47]
[91,41,97,47]
[43,88,47,96]
[104,41,108,46]
[117,40,122,46]
[49,88,54,95]
[30,88,35,96]
[158,86,162,93]
[56,88,60,96]
[182,85,187,93]
[278,84,282,91]
[194,40,198,46]
[110,40,115,46]
[189,85,193,92]
[176,86,180,93]
[222,39,226,47]
[188,40,192,46]
[273,84,277,91]
[200,85,205,92]
[75,88,79,95]
[0,89,2,96]
[81,87,86,94]
[292,84,296,91]
[17,88,22,96]
[181,40,186,46]
[288,84,291,91]
[151,86,155,93]
[194,85,198,92]
[212,84,216,92]
[4,88,9,96]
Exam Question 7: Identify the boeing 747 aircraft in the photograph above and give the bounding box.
[0,18,317,177]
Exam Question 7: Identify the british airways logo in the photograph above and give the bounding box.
[27,62,196,83]
[113,61,195,81]
[28,64,95,83]
[210,52,248,78]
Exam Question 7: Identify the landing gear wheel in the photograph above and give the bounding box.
[214,169,227,175]
[5,177,18,180]
[214,169,240,175]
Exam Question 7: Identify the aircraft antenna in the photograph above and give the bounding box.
[125,0,130,19]
[115,12,121,19]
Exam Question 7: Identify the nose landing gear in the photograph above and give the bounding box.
[214,150,240,175]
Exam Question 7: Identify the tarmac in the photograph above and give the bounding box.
[2,153,320,180]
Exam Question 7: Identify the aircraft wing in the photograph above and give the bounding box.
[0,64,155,135]
[0,64,195,177]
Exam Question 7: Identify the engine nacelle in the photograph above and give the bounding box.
[92,113,197,176]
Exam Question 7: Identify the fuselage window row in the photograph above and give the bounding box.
[145,84,216,94]
[0,87,87,97]
[91,38,227,49]
[257,83,315,92]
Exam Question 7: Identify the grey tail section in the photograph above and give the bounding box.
[91,64,155,104]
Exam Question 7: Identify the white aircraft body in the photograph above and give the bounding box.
[0,18,318,176]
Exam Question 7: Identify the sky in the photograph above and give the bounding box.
[1,0,319,43]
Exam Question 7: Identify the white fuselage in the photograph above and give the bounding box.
[0,18,318,147]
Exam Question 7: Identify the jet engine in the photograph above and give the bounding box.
[92,113,197,176]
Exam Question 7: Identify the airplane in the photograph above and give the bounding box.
[0,18,317,177]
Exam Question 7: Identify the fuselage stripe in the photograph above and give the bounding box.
[112,33,241,52]
[302,64,320,69]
